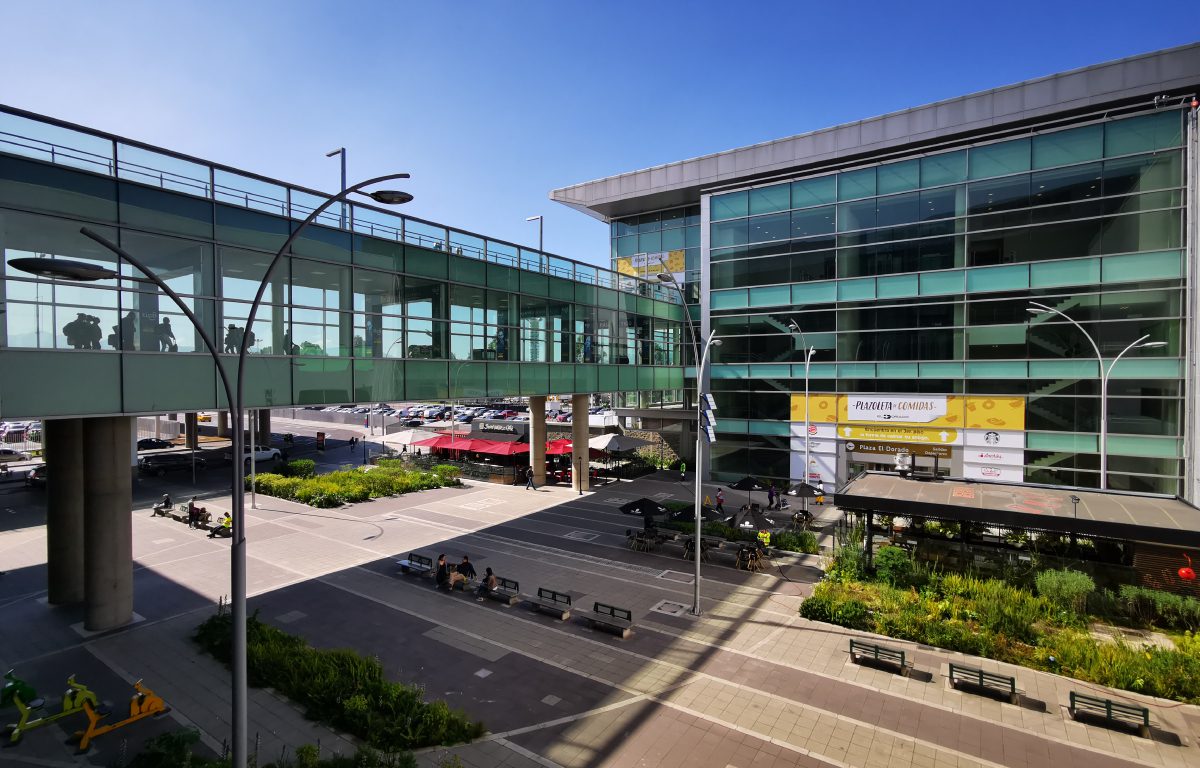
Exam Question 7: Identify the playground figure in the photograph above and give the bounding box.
[1,670,99,745]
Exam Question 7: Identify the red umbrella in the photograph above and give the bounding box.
[546,439,572,455]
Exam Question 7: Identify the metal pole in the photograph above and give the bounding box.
[693,329,716,616]
[250,409,257,510]
[539,217,543,255]
[1101,335,1152,490]
[804,348,812,490]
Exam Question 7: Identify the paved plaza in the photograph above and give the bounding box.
[1,470,1198,768]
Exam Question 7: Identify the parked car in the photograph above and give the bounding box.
[0,448,30,463]
[222,445,282,464]
[139,453,208,476]
[25,464,48,488]
[137,438,174,450]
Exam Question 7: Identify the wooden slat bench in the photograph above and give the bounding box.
[1068,691,1151,737]
[586,602,633,638]
[482,577,520,606]
[949,663,1018,704]
[396,552,433,577]
[530,587,572,620]
[849,639,909,676]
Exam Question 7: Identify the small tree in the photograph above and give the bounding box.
[874,545,914,587]
[1035,569,1095,616]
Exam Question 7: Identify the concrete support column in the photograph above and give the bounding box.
[184,413,198,450]
[257,410,271,446]
[571,393,590,493]
[529,396,547,485]
[217,410,230,438]
[45,418,85,605]
[83,416,134,631]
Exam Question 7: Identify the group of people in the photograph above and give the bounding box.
[153,493,231,537]
[62,311,178,351]
[434,554,498,601]
[223,324,255,354]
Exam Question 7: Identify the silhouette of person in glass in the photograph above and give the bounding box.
[158,317,177,351]
[110,311,137,350]
[84,315,102,349]
[224,324,243,354]
[63,313,90,349]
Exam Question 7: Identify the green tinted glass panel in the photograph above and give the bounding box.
[876,274,919,299]
[215,204,289,251]
[1029,359,1098,378]
[921,151,967,187]
[486,362,519,397]
[355,234,403,271]
[711,289,749,310]
[749,184,790,215]
[1108,357,1180,379]
[920,270,963,296]
[1030,258,1100,288]
[838,363,876,378]
[711,219,748,248]
[748,284,791,308]
[1101,210,1182,255]
[615,235,638,257]
[1027,432,1096,452]
[1101,250,1181,283]
[1104,111,1183,156]
[919,362,964,378]
[837,167,876,200]
[969,139,1030,180]
[966,264,1028,293]
[837,278,876,301]
[449,362,487,399]
[575,364,598,393]
[1107,435,1180,459]
[711,191,748,221]
[711,364,748,380]
[405,246,447,279]
[0,155,118,222]
[292,357,352,405]
[661,227,685,250]
[791,176,836,208]
[877,159,919,195]
[748,420,790,436]
[404,360,448,400]
[353,359,404,402]
[638,231,661,253]
[597,365,619,392]
[1032,124,1102,169]
[520,363,549,395]
[119,182,213,239]
[792,281,836,305]
[548,362,573,393]
[966,360,1028,378]
[876,362,918,379]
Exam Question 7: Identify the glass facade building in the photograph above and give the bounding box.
[559,45,1200,497]
[0,107,685,419]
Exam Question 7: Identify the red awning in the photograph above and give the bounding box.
[470,440,530,456]
[546,439,573,455]
[412,435,476,451]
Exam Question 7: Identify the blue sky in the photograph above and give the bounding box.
[2,1,1196,269]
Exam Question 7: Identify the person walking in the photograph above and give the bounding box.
[525,465,536,490]
[767,482,777,510]
[679,461,687,482]
[715,488,725,516]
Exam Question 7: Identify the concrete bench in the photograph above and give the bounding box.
[396,552,433,577]
[1069,691,1151,737]
[949,663,1018,704]
[850,639,909,676]
[587,602,633,639]
[483,577,520,606]
[530,587,572,620]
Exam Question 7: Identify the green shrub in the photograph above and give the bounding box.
[1035,569,1095,616]
[1119,585,1200,631]
[194,612,484,750]
[771,530,818,554]
[252,462,455,508]
[799,592,834,623]
[826,545,866,582]
[873,545,914,586]
[281,459,317,478]
[431,464,462,485]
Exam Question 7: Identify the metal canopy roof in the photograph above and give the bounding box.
[835,472,1200,549]
[551,43,1200,222]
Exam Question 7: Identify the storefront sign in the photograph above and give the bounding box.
[846,395,947,424]
[790,451,836,491]
[838,424,961,445]
[963,447,1024,466]
[475,420,528,440]
[963,464,1023,483]
[844,440,952,458]
[789,422,837,439]
[964,429,1025,449]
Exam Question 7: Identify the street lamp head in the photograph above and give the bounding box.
[656,272,677,283]
[525,215,542,222]
[711,339,723,347]
[7,257,117,282]
[787,320,801,333]
[1139,341,1168,349]
[325,148,344,158]
[1025,308,1043,315]
[360,189,413,205]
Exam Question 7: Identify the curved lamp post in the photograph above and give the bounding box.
[786,321,818,495]
[1026,301,1166,490]
[655,267,720,616]
[10,173,412,768]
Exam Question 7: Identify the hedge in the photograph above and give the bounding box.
[251,460,461,508]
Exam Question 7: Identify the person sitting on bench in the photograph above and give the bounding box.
[475,567,497,601]
[449,555,476,590]
[187,496,200,528]
[207,513,232,538]
[153,494,172,515]
[434,554,451,591]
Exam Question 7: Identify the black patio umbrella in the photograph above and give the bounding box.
[620,498,669,517]
[728,475,769,509]
[787,482,822,498]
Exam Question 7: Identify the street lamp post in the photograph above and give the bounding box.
[1027,301,1166,490]
[525,215,544,255]
[13,172,413,768]
[655,267,719,616]
[787,321,817,494]
[326,148,347,229]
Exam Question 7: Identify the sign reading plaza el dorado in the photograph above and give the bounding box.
[790,394,1026,448]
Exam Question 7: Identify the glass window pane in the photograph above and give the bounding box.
[1104,111,1184,156]
[1031,163,1102,206]
[837,168,876,201]
[661,208,686,228]
[638,212,661,232]
[710,219,748,248]
[1032,124,1102,169]
[875,192,919,227]
[968,175,1030,214]
[969,139,1030,180]
[921,150,967,187]
[747,212,790,244]
[836,199,876,232]
[749,184,790,215]
[1103,152,1182,196]
[711,191,748,221]
[612,218,637,237]
[791,206,835,238]
[638,231,661,254]
[661,227,685,250]
[791,175,836,208]
[919,186,964,220]
[615,235,638,257]
[877,159,919,195]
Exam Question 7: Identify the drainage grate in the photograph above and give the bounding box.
[657,570,695,584]
[563,531,600,541]
[650,600,689,617]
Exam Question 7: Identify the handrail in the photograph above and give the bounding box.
[0,103,678,304]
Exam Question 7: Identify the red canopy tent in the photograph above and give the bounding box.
[412,435,476,451]
[470,440,530,456]
[545,439,572,455]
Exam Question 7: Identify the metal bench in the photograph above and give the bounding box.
[1069,691,1151,737]
[530,587,572,620]
[849,639,909,675]
[587,602,633,639]
[483,577,520,606]
[396,552,433,577]
[949,663,1018,704]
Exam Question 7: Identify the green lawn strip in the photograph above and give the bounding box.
[193,611,484,752]
[803,546,1200,703]
[253,461,461,508]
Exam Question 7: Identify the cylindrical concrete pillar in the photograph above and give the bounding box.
[571,394,590,493]
[83,416,134,631]
[185,413,199,450]
[217,411,230,438]
[257,410,271,446]
[529,396,547,485]
[45,418,85,605]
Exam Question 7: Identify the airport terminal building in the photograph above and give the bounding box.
[553,43,1200,500]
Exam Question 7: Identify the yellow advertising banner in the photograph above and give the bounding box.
[838,424,960,444]
[789,393,838,423]
[790,394,1024,431]
[964,395,1025,430]
[614,250,685,277]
